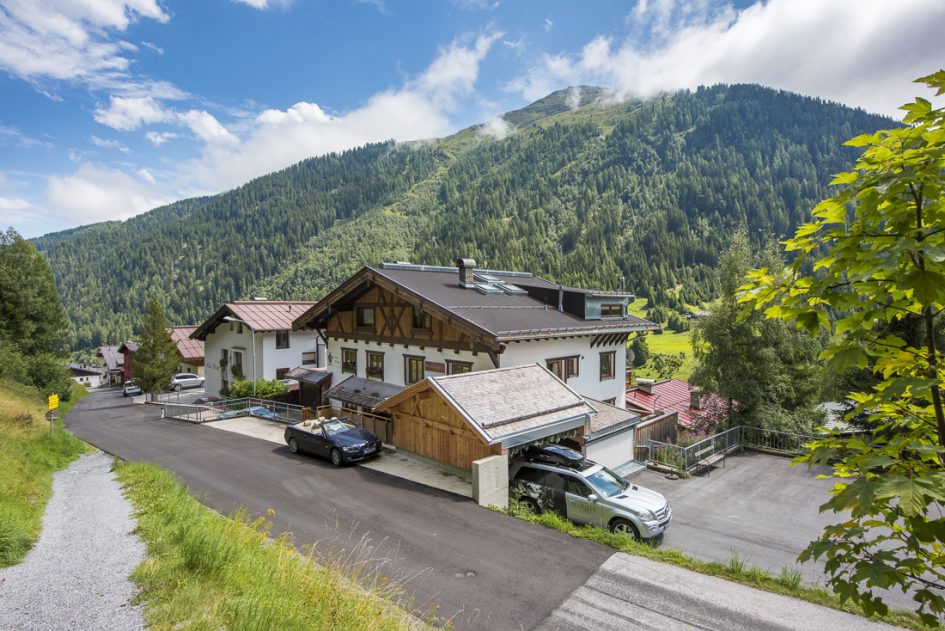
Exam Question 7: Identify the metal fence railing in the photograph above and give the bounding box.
[645,425,816,473]
[741,426,817,456]
[162,396,306,425]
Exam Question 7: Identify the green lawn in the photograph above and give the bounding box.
[0,380,89,566]
[117,460,424,631]
[628,298,695,381]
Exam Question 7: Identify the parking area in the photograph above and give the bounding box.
[634,451,857,591]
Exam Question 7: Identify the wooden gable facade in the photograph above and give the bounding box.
[325,284,500,364]
[384,386,503,472]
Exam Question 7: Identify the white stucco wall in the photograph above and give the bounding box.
[175,362,205,378]
[325,338,494,388]
[499,337,627,407]
[71,373,103,388]
[585,428,635,469]
[204,324,322,396]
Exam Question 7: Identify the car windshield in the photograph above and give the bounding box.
[584,466,629,498]
[322,419,356,437]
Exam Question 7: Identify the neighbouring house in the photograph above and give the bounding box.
[191,300,325,397]
[67,363,103,388]
[625,378,729,430]
[97,345,123,386]
[292,259,659,410]
[170,326,205,377]
[374,364,599,473]
[118,341,138,382]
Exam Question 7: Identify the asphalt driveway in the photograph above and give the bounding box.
[633,450,915,610]
[66,390,611,630]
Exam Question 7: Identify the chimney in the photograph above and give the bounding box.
[557,283,564,312]
[457,258,476,287]
[637,378,655,394]
[690,386,702,409]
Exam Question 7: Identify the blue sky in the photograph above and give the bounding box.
[1,0,943,238]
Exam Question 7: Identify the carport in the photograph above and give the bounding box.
[374,364,596,473]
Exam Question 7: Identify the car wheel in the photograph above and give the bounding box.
[520,497,541,515]
[287,437,299,454]
[610,518,641,540]
[173,384,182,392]
[330,448,344,467]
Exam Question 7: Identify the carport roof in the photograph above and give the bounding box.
[377,364,595,448]
[585,398,641,439]
[284,366,332,386]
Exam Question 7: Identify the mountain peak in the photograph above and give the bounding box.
[502,86,611,128]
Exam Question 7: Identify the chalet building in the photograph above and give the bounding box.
[292,259,658,410]
[68,364,103,388]
[97,345,123,386]
[191,300,325,397]
[170,326,205,377]
[117,341,138,382]
[625,378,729,430]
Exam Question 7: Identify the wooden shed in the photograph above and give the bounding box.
[375,364,595,472]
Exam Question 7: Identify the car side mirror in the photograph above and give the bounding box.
[587,494,598,502]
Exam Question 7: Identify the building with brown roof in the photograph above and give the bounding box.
[625,378,730,430]
[97,345,124,386]
[117,340,138,382]
[191,300,324,396]
[294,259,658,409]
[170,326,205,376]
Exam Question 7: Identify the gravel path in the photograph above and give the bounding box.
[0,451,146,630]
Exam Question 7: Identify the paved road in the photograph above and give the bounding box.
[68,390,904,630]
[67,390,611,630]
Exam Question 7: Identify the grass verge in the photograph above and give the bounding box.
[500,501,930,631]
[0,379,89,566]
[115,460,423,631]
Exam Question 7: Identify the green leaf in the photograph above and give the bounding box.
[875,477,927,517]
[902,269,945,305]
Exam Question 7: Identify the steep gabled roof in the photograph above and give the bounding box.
[170,326,204,364]
[377,364,595,448]
[97,345,123,371]
[293,264,657,345]
[192,301,316,340]
[118,340,138,354]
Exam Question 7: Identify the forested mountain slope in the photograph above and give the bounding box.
[35,84,893,350]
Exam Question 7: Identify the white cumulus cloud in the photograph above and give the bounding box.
[94,95,169,130]
[46,162,172,225]
[508,0,945,118]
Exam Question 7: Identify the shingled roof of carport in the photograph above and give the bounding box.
[377,364,595,447]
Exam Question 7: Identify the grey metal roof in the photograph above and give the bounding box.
[369,266,656,340]
[284,367,332,386]
[97,346,123,371]
[585,398,642,439]
[325,376,404,409]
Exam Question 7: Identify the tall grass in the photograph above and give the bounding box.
[0,379,89,566]
[501,500,930,631]
[115,460,423,631]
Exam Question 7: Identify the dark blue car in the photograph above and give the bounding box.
[284,417,381,466]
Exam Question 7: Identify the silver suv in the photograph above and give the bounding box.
[169,372,204,391]
[511,449,671,542]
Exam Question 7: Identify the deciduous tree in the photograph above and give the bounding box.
[741,72,945,624]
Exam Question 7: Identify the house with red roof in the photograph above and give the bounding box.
[625,378,730,431]
[191,300,326,396]
[170,326,205,377]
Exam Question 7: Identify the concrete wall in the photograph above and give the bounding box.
[472,453,509,509]
[204,323,321,396]
[500,337,627,407]
[324,338,493,387]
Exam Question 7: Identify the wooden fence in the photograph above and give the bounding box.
[316,405,393,443]
[633,412,678,461]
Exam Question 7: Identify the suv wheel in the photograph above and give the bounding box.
[173,384,182,391]
[610,518,640,540]
[520,497,541,515]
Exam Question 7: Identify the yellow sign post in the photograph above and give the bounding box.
[47,394,59,436]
